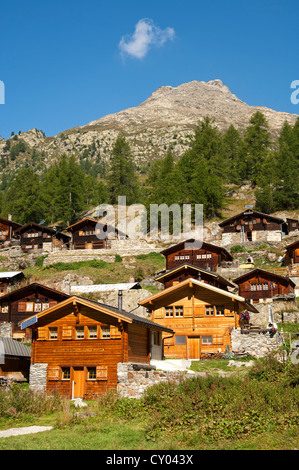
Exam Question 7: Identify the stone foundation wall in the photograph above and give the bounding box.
[29,363,48,392]
[117,362,187,398]
[0,323,12,338]
[231,328,284,359]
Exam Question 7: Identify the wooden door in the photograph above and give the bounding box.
[73,367,85,398]
[188,337,200,359]
[85,242,93,249]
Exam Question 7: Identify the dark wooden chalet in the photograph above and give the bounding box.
[0,337,31,382]
[20,296,173,399]
[283,240,299,266]
[155,263,235,291]
[233,269,295,303]
[15,222,70,252]
[0,217,22,244]
[160,239,233,272]
[219,210,287,242]
[0,271,25,296]
[65,218,127,250]
[287,218,299,234]
[0,283,69,341]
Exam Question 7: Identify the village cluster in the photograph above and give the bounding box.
[0,208,298,400]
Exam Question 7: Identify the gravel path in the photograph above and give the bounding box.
[0,426,53,438]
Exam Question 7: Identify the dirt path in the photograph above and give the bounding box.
[0,426,53,438]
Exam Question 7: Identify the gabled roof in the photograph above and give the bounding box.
[0,337,31,358]
[15,222,56,234]
[65,218,127,237]
[0,282,70,302]
[0,271,24,280]
[154,263,235,288]
[19,295,173,333]
[70,282,141,294]
[232,268,296,287]
[160,239,233,260]
[219,210,285,227]
[139,277,258,313]
[285,239,299,251]
[0,217,22,230]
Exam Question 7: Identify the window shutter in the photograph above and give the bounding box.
[154,308,164,319]
[37,327,48,340]
[48,366,60,380]
[62,325,73,340]
[110,325,120,338]
[18,301,26,312]
[49,301,57,308]
[96,365,108,381]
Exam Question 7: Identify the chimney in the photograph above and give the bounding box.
[118,290,123,311]
[8,214,12,221]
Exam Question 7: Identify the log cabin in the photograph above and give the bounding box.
[286,218,299,235]
[155,263,235,291]
[0,217,22,245]
[20,295,173,399]
[65,218,127,250]
[15,222,70,252]
[139,278,258,360]
[160,239,233,272]
[0,283,70,341]
[233,269,296,303]
[0,271,25,296]
[283,240,299,266]
[219,210,288,244]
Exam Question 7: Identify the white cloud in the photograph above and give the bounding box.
[119,18,175,59]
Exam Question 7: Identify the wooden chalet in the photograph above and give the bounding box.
[160,239,233,272]
[0,271,25,296]
[0,217,22,244]
[139,278,257,360]
[0,283,69,341]
[283,240,299,266]
[233,269,296,303]
[15,222,70,252]
[286,218,299,234]
[65,218,127,250]
[155,263,235,291]
[219,210,288,243]
[20,296,173,399]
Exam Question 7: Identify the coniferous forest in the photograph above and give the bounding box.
[0,110,298,226]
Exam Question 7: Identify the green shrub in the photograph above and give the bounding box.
[230,245,247,253]
[114,254,122,263]
[43,259,107,271]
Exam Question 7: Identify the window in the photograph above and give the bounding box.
[165,307,174,317]
[87,367,97,380]
[205,306,214,316]
[263,283,269,290]
[175,335,186,345]
[49,327,58,340]
[102,326,110,338]
[216,306,225,316]
[88,326,98,339]
[76,327,84,339]
[175,306,183,317]
[43,302,49,310]
[34,302,42,312]
[26,302,34,312]
[257,284,263,291]
[153,331,160,345]
[196,254,202,259]
[202,335,212,345]
[1,302,8,313]
[250,284,257,291]
[62,367,70,380]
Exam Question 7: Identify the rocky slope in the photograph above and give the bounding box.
[1,79,298,170]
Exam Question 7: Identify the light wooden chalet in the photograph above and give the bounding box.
[283,240,299,266]
[0,217,22,244]
[0,283,69,341]
[20,296,173,399]
[233,269,296,303]
[65,218,127,250]
[219,210,287,243]
[160,240,233,272]
[139,278,257,360]
[15,222,70,252]
[0,271,25,296]
[155,263,235,291]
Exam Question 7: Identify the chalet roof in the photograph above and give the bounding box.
[70,282,141,294]
[160,239,233,260]
[232,269,296,287]
[285,239,299,251]
[65,218,127,237]
[0,282,70,302]
[15,222,56,234]
[139,277,258,313]
[218,210,285,227]
[154,263,235,288]
[0,337,31,358]
[0,271,24,280]
[19,295,174,333]
[0,218,22,230]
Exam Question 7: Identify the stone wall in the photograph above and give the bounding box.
[117,362,187,398]
[0,323,12,338]
[29,363,48,392]
[231,328,284,359]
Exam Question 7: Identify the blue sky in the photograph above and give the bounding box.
[0,0,298,139]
